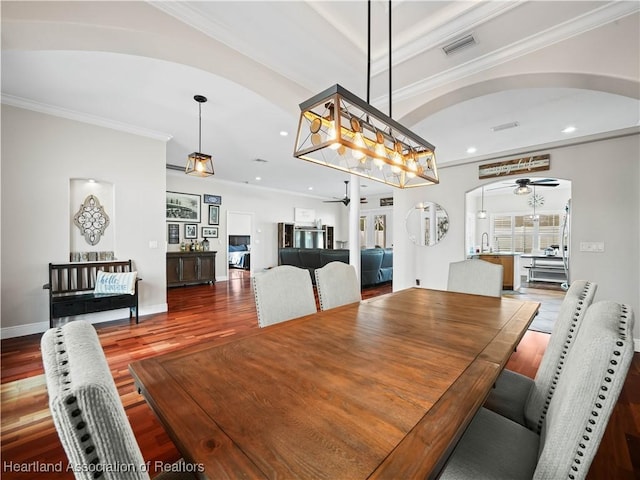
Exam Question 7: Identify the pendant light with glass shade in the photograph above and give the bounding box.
[185,95,214,177]
[477,186,487,219]
[529,186,540,221]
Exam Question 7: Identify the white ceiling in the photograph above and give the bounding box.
[2,1,639,201]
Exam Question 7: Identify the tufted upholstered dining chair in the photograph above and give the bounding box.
[41,321,194,480]
[447,259,503,297]
[484,280,597,430]
[252,265,317,327]
[314,261,362,311]
[439,300,634,480]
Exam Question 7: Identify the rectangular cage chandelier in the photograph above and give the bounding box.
[293,84,438,189]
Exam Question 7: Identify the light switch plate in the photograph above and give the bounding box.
[579,241,604,252]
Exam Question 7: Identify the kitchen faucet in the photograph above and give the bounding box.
[481,232,489,253]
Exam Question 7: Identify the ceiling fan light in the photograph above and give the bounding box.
[477,210,487,219]
[514,185,532,195]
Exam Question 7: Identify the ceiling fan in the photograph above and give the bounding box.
[488,178,560,195]
[324,180,367,206]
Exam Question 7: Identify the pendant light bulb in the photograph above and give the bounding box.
[477,186,487,219]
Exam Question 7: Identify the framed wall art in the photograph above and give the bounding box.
[184,224,198,239]
[208,205,220,225]
[203,194,222,205]
[166,191,201,222]
[167,223,180,244]
[202,227,218,238]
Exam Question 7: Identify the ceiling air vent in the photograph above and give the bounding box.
[442,34,476,56]
[491,121,520,132]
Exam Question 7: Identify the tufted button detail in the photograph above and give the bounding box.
[66,396,77,405]
[76,421,86,430]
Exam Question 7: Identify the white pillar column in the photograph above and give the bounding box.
[348,175,361,282]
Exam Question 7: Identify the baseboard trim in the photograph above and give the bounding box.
[0,303,168,339]
[635,338,640,353]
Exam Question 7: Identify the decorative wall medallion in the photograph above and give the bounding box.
[73,195,110,245]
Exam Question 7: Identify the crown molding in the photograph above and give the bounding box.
[1,94,173,142]
[380,1,640,105]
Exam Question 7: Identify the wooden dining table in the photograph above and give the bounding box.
[129,287,539,480]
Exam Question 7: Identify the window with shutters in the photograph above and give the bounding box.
[492,213,561,253]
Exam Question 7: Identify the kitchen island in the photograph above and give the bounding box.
[473,252,522,290]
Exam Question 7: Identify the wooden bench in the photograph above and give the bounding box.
[43,260,140,328]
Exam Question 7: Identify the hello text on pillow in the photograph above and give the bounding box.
[94,270,137,295]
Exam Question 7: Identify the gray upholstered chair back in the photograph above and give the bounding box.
[315,261,362,311]
[524,280,597,431]
[41,321,150,480]
[534,301,634,479]
[252,265,317,327]
[447,259,503,297]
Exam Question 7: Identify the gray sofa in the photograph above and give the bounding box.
[278,247,393,286]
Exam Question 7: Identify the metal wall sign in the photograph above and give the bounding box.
[478,154,550,179]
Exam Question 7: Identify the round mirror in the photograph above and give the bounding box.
[405,202,449,246]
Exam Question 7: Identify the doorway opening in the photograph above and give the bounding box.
[227,211,253,280]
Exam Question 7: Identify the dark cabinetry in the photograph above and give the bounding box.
[167,252,217,287]
[277,222,295,248]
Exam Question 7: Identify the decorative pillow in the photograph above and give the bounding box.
[94,270,137,295]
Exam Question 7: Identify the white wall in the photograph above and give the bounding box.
[393,133,640,346]
[1,105,167,337]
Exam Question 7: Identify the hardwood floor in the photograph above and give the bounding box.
[1,276,638,479]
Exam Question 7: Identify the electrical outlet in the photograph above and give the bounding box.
[416,279,421,286]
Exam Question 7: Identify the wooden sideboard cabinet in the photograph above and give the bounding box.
[167,252,216,287]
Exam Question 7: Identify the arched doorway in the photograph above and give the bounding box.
[465,177,572,291]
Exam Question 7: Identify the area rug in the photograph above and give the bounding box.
[528,315,555,334]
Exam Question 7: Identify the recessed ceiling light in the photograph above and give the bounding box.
[255,176,261,181]
[466,147,477,154]
[308,186,313,191]
[279,131,288,137]
[562,126,576,133]
[87,178,96,183]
